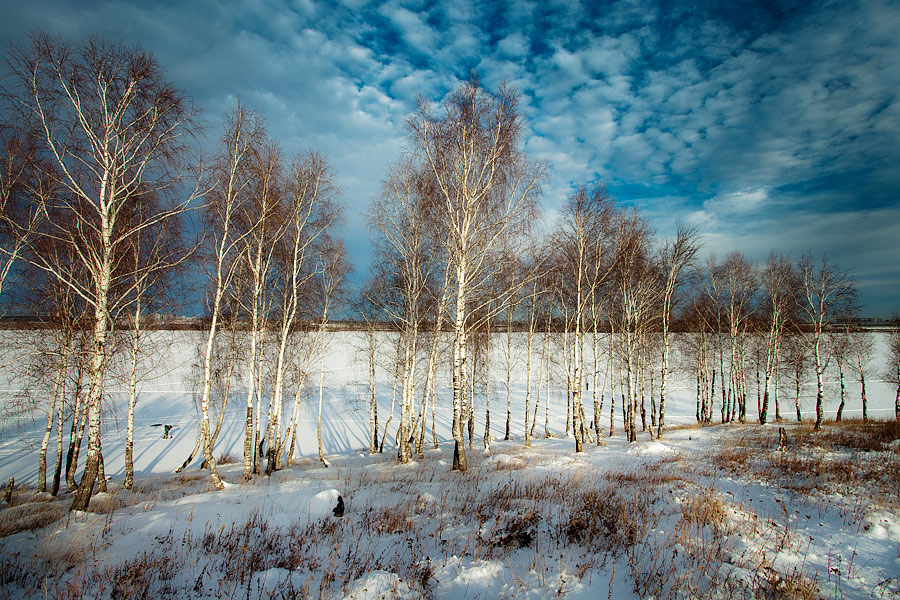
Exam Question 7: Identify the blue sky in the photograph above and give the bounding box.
[4,0,899,315]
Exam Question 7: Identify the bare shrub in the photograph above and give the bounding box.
[104,552,178,600]
[217,451,240,465]
[564,482,661,554]
[488,508,541,549]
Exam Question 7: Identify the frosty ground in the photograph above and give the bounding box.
[1,331,899,599]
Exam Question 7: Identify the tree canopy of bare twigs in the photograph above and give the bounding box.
[408,76,544,471]
[797,253,858,429]
[4,33,201,510]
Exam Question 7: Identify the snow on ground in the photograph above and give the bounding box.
[1,330,894,485]
[0,330,898,599]
[1,425,898,599]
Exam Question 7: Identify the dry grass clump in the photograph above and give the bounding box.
[772,418,900,453]
[483,454,529,472]
[620,458,686,485]
[564,475,666,554]
[666,422,706,432]
[363,504,415,535]
[678,489,728,534]
[751,562,820,600]
[710,436,754,473]
[0,497,67,537]
[102,552,179,600]
[216,451,240,465]
[771,448,854,490]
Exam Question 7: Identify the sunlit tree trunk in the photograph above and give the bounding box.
[38,359,66,493]
[124,296,141,490]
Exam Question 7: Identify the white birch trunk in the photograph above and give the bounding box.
[451,259,469,471]
[124,296,141,490]
[316,322,328,466]
[38,360,65,493]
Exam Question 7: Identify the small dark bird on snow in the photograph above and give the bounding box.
[333,495,344,517]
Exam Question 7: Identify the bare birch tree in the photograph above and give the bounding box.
[888,315,900,420]
[828,322,852,423]
[355,281,385,454]
[610,211,656,442]
[703,252,758,423]
[847,328,873,421]
[7,34,201,510]
[189,103,264,487]
[797,253,858,429]
[0,129,44,306]
[555,185,616,451]
[408,77,543,471]
[263,151,337,473]
[759,253,797,424]
[655,225,699,438]
[313,237,349,467]
[368,158,434,463]
[520,247,548,447]
[116,190,189,490]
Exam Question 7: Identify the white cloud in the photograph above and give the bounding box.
[704,189,770,216]
[496,32,528,59]
[377,1,436,55]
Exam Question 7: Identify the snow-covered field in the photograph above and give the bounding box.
[0,330,898,599]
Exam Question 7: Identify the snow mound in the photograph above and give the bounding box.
[628,441,676,456]
[344,571,415,600]
[483,453,523,468]
[306,488,342,519]
[418,492,438,506]
[865,512,900,542]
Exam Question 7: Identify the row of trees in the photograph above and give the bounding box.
[2,35,899,510]
[0,35,345,510]
[183,104,345,491]
[362,75,896,474]
[1,35,205,511]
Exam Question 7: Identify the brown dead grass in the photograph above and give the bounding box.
[0,499,67,538]
[710,420,900,510]
[796,418,900,452]
[679,489,728,534]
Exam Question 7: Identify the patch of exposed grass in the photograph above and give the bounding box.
[707,421,900,510]
[0,497,67,538]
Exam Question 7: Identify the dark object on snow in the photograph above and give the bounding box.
[333,495,344,517]
[151,423,175,439]
[778,427,788,452]
[4,477,13,504]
